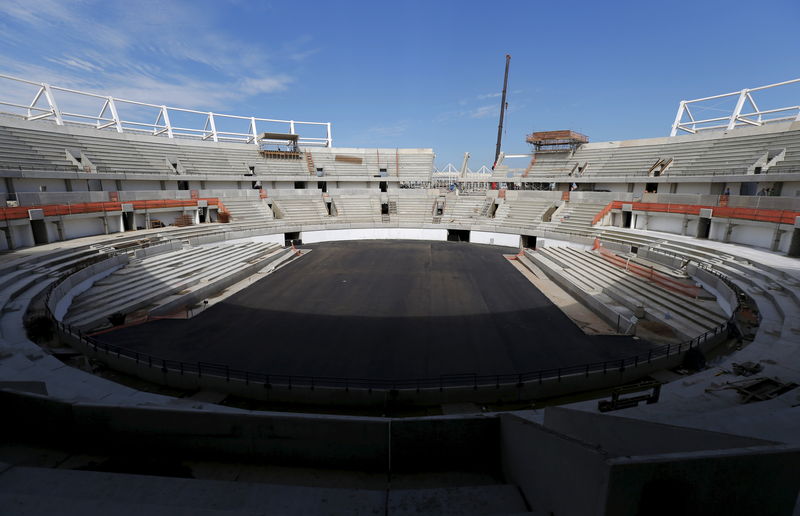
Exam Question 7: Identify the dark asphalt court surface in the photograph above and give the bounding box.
[98,240,655,381]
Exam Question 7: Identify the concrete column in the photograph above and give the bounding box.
[723,221,734,243]
[145,212,151,229]
[1,227,12,250]
[102,216,109,235]
[771,226,783,252]
[119,214,125,233]
[681,215,689,236]
[643,214,650,230]
[55,219,65,241]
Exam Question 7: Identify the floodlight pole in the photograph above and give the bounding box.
[493,54,511,170]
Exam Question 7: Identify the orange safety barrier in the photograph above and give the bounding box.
[0,198,221,222]
[598,247,700,298]
[592,201,799,226]
[591,202,614,225]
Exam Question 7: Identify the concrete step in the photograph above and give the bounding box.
[65,244,278,327]
[557,247,726,326]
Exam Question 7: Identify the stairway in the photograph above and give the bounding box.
[305,151,316,174]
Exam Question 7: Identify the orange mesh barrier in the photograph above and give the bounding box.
[0,198,220,221]
[598,247,700,298]
[594,201,799,226]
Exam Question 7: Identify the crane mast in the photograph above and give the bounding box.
[493,54,511,169]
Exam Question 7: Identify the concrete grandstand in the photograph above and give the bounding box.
[1,75,799,515]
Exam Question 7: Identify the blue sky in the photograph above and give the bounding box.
[1,0,799,169]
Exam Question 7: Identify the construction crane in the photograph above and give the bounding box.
[493,54,511,170]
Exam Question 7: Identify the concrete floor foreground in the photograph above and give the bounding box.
[98,240,654,383]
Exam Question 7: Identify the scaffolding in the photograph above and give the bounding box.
[525,130,589,153]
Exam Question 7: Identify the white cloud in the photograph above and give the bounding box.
[0,0,313,114]
[469,105,497,119]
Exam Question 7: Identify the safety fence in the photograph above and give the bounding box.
[592,200,800,226]
[52,319,730,392]
[0,198,221,222]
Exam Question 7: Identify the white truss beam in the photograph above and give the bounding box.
[671,78,800,136]
[0,73,332,147]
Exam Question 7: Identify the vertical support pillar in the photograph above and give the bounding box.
[727,89,748,130]
[3,227,14,250]
[326,122,332,147]
[771,226,783,252]
[55,219,65,241]
[208,112,218,142]
[102,215,109,235]
[106,96,123,133]
[723,221,734,243]
[250,117,258,145]
[161,106,173,138]
[42,83,63,125]
[670,101,686,136]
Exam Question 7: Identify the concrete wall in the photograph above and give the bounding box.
[470,230,520,247]
[675,182,712,194]
[688,264,738,316]
[604,447,800,515]
[12,178,66,193]
[120,180,162,190]
[643,213,684,234]
[9,222,35,247]
[62,217,106,240]
[501,414,610,516]
[301,228,448,243]
[729,222,774,249]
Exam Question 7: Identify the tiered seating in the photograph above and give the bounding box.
[258,158,308,175]
[396,149,435,179]
[393,192,436,224]
[306,149,371,177]
[493,198,554,228]
[331,195,382,224]
[524,124,800,177]
[272,196,329,223]
[532,246,728,338]
[541,201,606,236]
[64,242,285,330]
[442,196,486,224]
[222,199,274,226]
[0,125,79,171]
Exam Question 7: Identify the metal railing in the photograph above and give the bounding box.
[52,318,730,391]
[0,73,332,147]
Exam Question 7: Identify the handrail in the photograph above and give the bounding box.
[0,73,333,147]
